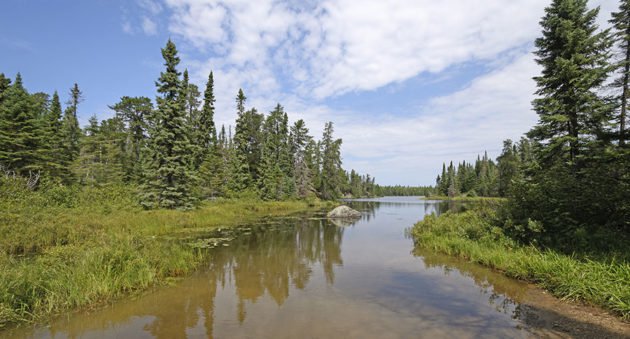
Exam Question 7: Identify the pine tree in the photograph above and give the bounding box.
[140,39,197,209]
[529,0,612,165]
[610,0,630,147]
[0,73,45,175]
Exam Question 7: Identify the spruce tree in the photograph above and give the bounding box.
[0,73,45,175]
[290,119,314,198]
[529,0,612,164]
[259,104,293,200]
[64,83,82,162]
[233,90,264,189]
[197,72,217,161]
[45,91,70,179]
[140,39,197,209]
[610,0,630,146]
[318,122,343,200]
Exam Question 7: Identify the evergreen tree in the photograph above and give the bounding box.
[74,116,126,186]
[259,104,293,200]
[318,122,343,200]
[110,96,153,181]
[290,119,314,199]
[610,0,630,147]
[497,139,521,197]
[62,83,82,165]
[529,0,612,164]
[45,91,70,179]
[140,39,197,209]
[195,72,217,167]
[233,90,264,188]
[305,139,321,194]
[0,73,11,102]
[0,73,45,175]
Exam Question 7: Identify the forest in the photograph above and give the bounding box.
[0,40,378,209]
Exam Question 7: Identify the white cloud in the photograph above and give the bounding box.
[142,17,158,35]
[141,0,618,184]
[163,0,550,99]
[122,21,133,34]
[336,52,539,185]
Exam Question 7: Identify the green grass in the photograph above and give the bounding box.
[0,179,332,329]
[410,207,630,319]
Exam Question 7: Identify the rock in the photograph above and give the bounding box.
[327,205,361,219]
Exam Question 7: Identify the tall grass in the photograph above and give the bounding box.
[411,207,630,319]
[0,177,330,329]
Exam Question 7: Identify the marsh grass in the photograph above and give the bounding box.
[411,207,630,319]
[0,178,331,329]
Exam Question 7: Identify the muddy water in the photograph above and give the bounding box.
[4,197,627,338]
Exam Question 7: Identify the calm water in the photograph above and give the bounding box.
[5,197,537,338]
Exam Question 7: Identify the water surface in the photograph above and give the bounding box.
[5,197,541,338]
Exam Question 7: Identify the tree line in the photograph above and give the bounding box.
[432,0,630,251]
[0,40,377,209]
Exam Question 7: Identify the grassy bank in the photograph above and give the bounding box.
[0,180,332,329]
[410,207,630,319]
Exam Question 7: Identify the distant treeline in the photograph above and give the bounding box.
[0,40,377,209]
[374,185,433,197]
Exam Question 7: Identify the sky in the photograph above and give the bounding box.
[0,0,619,185]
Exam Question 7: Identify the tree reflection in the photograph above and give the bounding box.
[140,217,345,338]
[414,248,525,318]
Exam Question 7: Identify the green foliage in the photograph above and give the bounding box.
[290,119,314,199]
[318,122,343,200]
[109,96,153,181]
[610,0,630,147]
[140,40,198,210]
[259,104,293,200]
[530,0,612,164]
[1,39,370,206]
[500,0,630,252]
[411,207,630,319]
[62,83,82,167]
[0,74,46,175]
[374,185,433,196]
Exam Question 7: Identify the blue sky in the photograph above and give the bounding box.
[0,0,617,185]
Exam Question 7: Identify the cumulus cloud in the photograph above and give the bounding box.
[142,17,158,35]
[337,52,539,185]
[133,0,617,184]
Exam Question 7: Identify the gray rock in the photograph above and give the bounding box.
[327,205,361,219]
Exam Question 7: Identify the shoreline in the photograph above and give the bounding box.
[0,197,333,330]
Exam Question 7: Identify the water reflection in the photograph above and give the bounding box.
[4,197,536,339]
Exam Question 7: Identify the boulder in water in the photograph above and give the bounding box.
[327,205,361,219]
